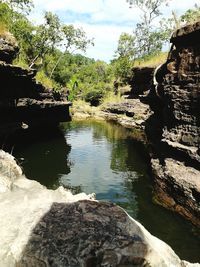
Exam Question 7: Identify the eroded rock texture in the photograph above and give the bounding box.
[0,32,71,142]
[0,150,199,267]
[152,158,200,227]
[160,23,200,163]
[149,22,200,226]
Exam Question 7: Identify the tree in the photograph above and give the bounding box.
[126,0,170,58]
[115,32,135,59]
[113,33,135,84]
[29,12,62,68]
[180,4,200,25]
[2,0,33,13]
[159,4,200,46]
[50,24,94,78]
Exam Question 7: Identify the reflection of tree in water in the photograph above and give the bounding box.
[14,127,71,189]
[62,119,136,142]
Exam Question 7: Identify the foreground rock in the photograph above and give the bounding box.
[0,150,199,267]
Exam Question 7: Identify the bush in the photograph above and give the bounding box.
[84,89,104,106]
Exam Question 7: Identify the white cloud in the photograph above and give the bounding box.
[31,0,200,62]
[161,0,199,16]
[72,22,133,62]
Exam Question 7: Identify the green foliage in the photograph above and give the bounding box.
[125,0,170,59]
[28,11,62,68]
[115,32,135,59]
[35,70,54,89]
[49,25,94,78]
[62,24,94,53]
[112,56,133,84]
[180,4,200,24]
[67,77,79,101]
[63,60,115,105]
[84,89,104,106]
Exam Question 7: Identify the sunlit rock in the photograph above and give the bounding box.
[0,31,19,63]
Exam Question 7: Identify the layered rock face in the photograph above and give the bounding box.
[158,22,200,164]
[0,150,199,267]
[149,22,200,226]
[0,32,71,141]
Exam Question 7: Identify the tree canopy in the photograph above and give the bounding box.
[1,0,200,105]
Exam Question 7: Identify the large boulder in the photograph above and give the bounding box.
[0,150,199,267]
[0,32,19,63]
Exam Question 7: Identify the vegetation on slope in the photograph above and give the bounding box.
[1,0,200,107]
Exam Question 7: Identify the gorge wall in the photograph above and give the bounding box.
[130,22,200,227]
[0,32,71,145]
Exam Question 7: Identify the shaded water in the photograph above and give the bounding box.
[14,120,200,263]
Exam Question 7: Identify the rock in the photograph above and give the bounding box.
[157,21,200,164]
[102,99,153,133]
[0,51,71,143]
[171,21,200,46]
[0,150,95,266]
[0,32,19,63]
[129,67,155,95]
[141,21,200,226]
[151,158,200,227]
[0,150,199,267]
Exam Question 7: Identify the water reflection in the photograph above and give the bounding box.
[14,128,71,189]
[61,120,200,263]
[60,120,147,215]
[14,120,200,263]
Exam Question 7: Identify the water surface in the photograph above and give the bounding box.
[14,120,200,263]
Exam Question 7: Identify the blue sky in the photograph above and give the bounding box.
[30,0,199,62]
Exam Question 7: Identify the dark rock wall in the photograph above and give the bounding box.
[0,32,71,142]
[147,22,200,227]
[157,22,200,164]
[129,66,155,95]
[129,22,200,227]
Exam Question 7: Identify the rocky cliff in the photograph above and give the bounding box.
[145,22,200,227]
[0,32,71,145]
[0,149,199,267]
[105,21,200,228]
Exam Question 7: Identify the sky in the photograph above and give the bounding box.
[30,0,199,62]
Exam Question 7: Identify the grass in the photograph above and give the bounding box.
[35,70,55,89]
[133,52,168,68]
[0,23,8,35]
[71,99,100,116]
[100,92,123,107]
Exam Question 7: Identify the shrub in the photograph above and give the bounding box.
[84,89,104,106]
